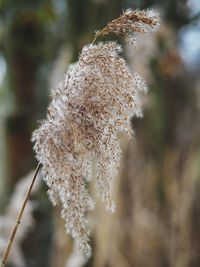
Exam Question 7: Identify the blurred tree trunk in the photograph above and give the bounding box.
[0,1,66,267]
[6,42,38,184]
[1,0,64,186]
[3,4,44,185]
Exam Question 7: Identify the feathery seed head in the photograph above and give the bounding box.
[32,9,159,255]
[94,9,160,44]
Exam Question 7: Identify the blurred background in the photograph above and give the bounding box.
[1,0,200,266]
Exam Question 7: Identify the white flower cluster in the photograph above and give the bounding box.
[32,41,147,255]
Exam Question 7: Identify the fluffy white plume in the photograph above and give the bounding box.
[32,9,160,255]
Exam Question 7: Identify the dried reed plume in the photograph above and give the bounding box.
[32,9,160,255]
[93,9,159,44]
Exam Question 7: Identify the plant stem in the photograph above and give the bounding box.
[0,163,41,267]
[92,28,105,44]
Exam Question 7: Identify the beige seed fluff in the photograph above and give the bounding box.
[32,9,159,255]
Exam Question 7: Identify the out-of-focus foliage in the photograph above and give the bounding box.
[1,0,200,267]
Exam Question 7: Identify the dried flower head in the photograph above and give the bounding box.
[94,9,160,44]
[32,9,159,255]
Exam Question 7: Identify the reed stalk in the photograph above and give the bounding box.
[0,163,41,267]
